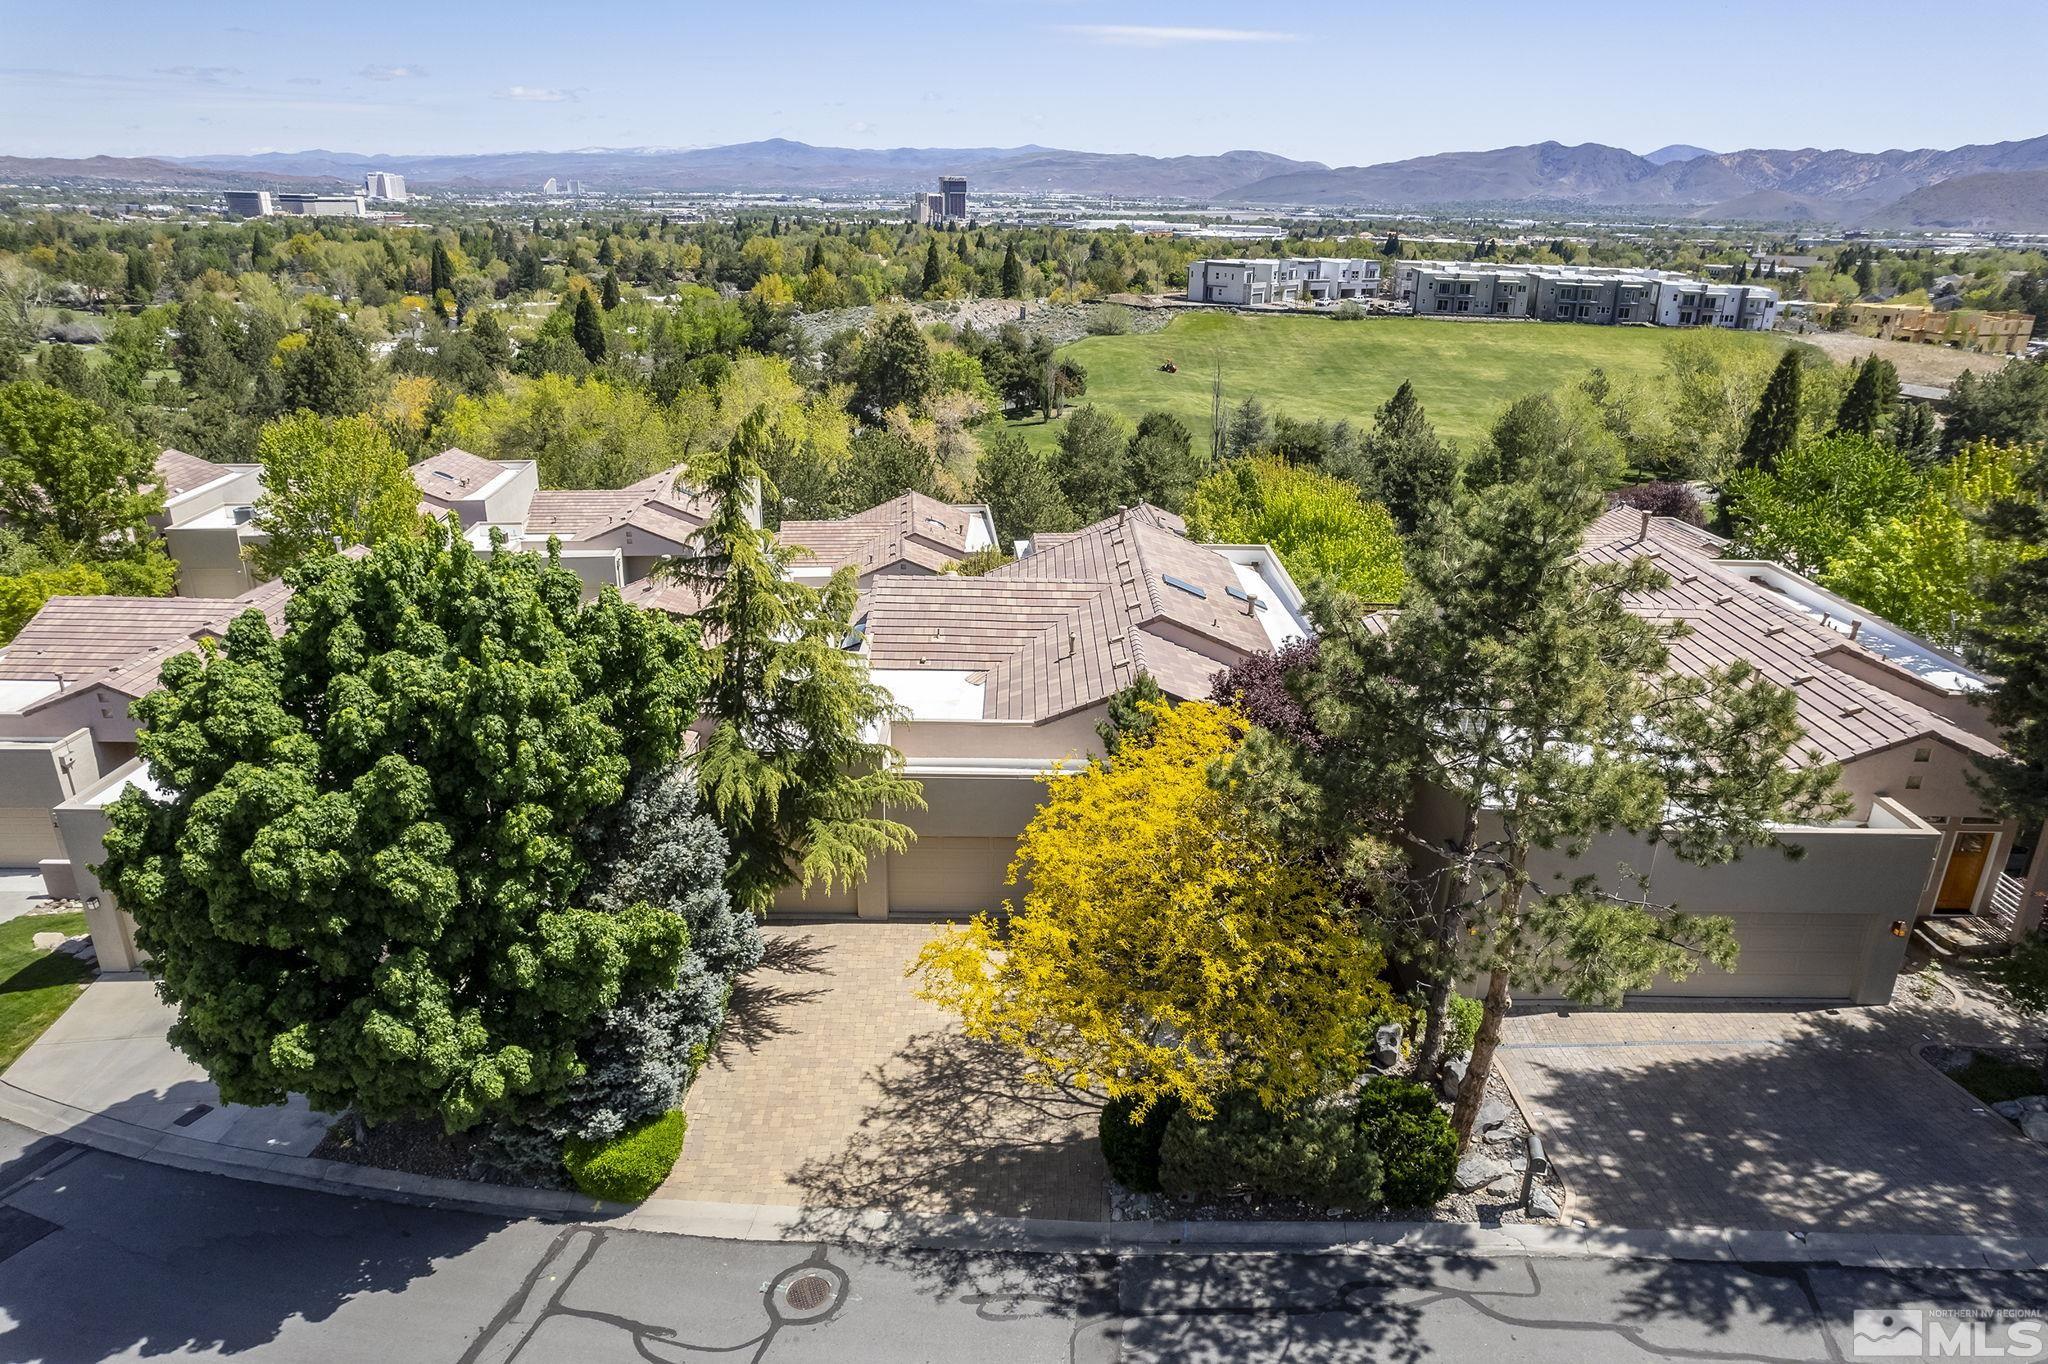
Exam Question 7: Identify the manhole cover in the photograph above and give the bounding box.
[784,1273,833,1312]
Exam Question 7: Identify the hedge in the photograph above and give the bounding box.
[1099,1093,1180,1193]
[563,1110,688,1202]
[1354,1076,1458,1209]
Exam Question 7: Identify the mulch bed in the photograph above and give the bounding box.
[311,1118,552,1189]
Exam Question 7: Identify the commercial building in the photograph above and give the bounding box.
[1817,301,2034,356]
[1390,261,1779,329]
[361,171,408,202]
[1185,257,1383,306]
[908,175,969,224]
[272,192,367,217]
[221,190,272,219]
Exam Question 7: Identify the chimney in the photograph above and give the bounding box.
[1849,619,1863,641]
[1637,508,1652,543]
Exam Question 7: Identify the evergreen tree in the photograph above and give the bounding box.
[1049,404,1134,522]
[124,250,158,305]
[1224,395,1272,459]
[1890,400,1939,463]
[920,239,943,296]
[470,310,513,370]
[661,410,924,912]
[973,427,1073,544]
[999,242,1024,299]
[1854,255,1877,295]
[1362,380,1457,534]
[430,239,455,300]
[1737,348,1804,473]
[1834,356,1897,437]
[1942,361,2048,453]
[572,290,607,363]
[1968,444,2048,821]
[1127,410,1206,511]
[600,270,621,311]
[277,304,371,418]
[851,309,934,417]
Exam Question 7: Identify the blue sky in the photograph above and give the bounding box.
[2,1,2041,163]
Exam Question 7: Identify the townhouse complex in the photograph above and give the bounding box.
[1390,260,1781,329]
[1186,257,1384,306]
[0,449,2039,1006]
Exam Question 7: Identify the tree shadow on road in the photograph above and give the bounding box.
[0,1080,509,1361]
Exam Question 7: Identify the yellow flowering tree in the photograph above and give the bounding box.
[916,699,1393,1116]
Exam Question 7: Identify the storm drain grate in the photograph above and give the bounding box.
[783,1274,833,1312]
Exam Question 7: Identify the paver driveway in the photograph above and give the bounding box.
[1497,959,2048,1236]
[661,922,1108,1223]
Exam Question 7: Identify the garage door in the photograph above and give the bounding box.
[0,808,60,866]
[888,837,1015,917]
[1632,911,1869,1001]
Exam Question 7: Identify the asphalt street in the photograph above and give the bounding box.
[0,1120,2040,1363]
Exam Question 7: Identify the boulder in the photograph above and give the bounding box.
[2022,1112,2048,1144]
[1439,1059,1468,1102]
[1995,1100,2026,1121]
[1527,1185,1561,1220]
[2016,1095,2048,1114]
[1477,1097,1514,1135]
[1455,1151,1511,1192]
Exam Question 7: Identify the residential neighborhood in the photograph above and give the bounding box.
[6,5,2048,1360]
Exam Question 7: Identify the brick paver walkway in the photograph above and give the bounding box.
[661,923,1108,1223]
[1498,960,2048,1235]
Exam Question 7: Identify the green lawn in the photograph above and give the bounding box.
[1011,311,1787,452]
[0,912,95,1074]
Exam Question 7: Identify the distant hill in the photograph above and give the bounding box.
[11,132,2048,227]
[1643,144,1716,165]
[1859,169,2048,231]
[0,154,339,191]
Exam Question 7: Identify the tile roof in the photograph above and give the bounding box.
[781,492,986,576]
[153,448,231,499]
[1584,507,2001,766]
[411,448,509,501]
[863,505,1284,722]
[0,580,290,704]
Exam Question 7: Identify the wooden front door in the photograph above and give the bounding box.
[1936,833,1995,913]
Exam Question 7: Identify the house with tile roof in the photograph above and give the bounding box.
[779,491,998,583]
[150,447,731,603]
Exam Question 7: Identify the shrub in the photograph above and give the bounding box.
[1099,1093,1180,1193]
[1354,1077,1458,1210]
[563,1110,688,1202]
[1331,301,1367,321]
[1160,1092,1382,1209]
[1443,994,1484,1063]
[1608,481,1705,527]
[1085,303,1133,335]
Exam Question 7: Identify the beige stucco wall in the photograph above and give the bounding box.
[51,760,148,972]
[1838,740,2018,917]
[163,524,258,599]
[892,706,1106,765]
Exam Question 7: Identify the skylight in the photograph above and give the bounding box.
[1162,574,1207,599]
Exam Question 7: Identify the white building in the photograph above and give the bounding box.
[221,190,272,219]
[1186,257,1382,306]
[1392,260,1778,330]
[272,192,367,218]
[362,171,408,203]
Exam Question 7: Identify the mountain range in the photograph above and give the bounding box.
[7,134,2048,229]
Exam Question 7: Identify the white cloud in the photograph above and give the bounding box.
[359,64,428,80]
[155,65,241,84]
[848,119,878,135]
[497,85,578,102]
[1060,24,1296,46]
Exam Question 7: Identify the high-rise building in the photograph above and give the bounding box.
[362,171,408,202]
[939,175,968,221]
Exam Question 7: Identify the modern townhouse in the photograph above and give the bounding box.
[1186,257,1382,306]
[1392,260,1779,329]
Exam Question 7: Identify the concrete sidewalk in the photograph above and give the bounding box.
[8,977,2048,1273]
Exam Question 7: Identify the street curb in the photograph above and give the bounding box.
[5,1078,2045,1271]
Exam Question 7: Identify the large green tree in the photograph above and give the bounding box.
[1737,347,1804,473]
[1361,381,1457,535]
[972,427,1073,544]
[1234,426,1842,1146]
[1723,433,1921,574]
[1049,404,1133,522]
[1967,442,2048,821]
[99,526,708,1131]
[661,408,923,912]
[1833,356,1898,438]
[0,380,162,551]
[276,304,370,419]
[249,413,424,577]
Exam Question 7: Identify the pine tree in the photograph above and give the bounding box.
[572,290,607,362]
[430,239,454,299]
[972,427,1073,543]
[1738,348,1804,473]
[1362,380,1457,535]
[1968,444,2048,821]
[600,270,621,311]
[920,239,943,296]
[470,310,512,370]
[1000,241,1024,299]
[1890,401,1938,463]
[661,411,924,912]
[1834,356,1897,437]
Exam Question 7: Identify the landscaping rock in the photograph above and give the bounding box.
[1455,1151,1511,1192]
[1477,1097,1513,1134]
[1439,1059,1467,1101]
[2018,1096,2048,1114]
[2022,1112,2048,1144]
[1527,1185,1561,1220]
[1995,1100,2026,1121]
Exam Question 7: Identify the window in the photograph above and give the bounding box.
[1906,774,1923,790]
[1913,747,1931,763]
